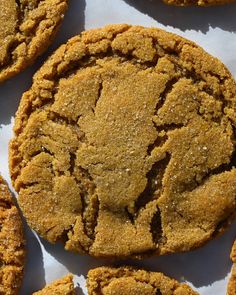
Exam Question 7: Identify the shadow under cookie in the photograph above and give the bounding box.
[124,0,236,32]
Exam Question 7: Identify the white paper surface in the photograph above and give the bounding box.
[1,0,236,293]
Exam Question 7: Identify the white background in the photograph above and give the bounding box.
[1,0,236,294]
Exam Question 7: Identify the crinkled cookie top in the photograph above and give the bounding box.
[0,176,25,295]
[0,0,68,82]
[10,24,236,258]
[87,266,199,295]
[33,274,75,295]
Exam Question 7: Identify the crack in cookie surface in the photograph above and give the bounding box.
[10,24,236,257]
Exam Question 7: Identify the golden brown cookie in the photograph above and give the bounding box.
[33,274,75,295]
[10,24,236,258]
[0,175,25,295]
[87,266,198,295]
[0,0,68,82]
[163,0,235,6]
[227,240,236,295]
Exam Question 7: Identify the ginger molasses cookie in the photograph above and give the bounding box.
[10,24,236,258]
[0,175,25,295]
[33,274,75,294]
[0,0,68,82]
[163,0,235,6]
[227,240,236,295]
[87,266,198,295]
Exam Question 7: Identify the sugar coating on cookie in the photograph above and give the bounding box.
[163,0,235,6]
[227,240,236,295]
[33,274,75,294]
[87,266,198,295]
[0,0,68,82]
[10,24,236,258]
[0,176,25,295]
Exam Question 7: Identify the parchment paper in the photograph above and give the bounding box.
[1,0,236,293]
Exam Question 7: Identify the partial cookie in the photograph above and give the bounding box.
[163,0,235,6]
[10,24,236,258]
[33,274,75,294]
[227,240,236,295]
[87,266,198,295]
[0,176,25,295]
[0,0,68,82]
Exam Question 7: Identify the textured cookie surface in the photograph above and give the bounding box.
[10,24,236,258]
[87,266,198,295]
[33,274,75,294]
[227,240,236,295]
[163,0,235,6]
[0,176,25,295]
[0,0,68,82]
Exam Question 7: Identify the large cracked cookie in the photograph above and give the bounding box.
[0,175,25,295]
[33,274,75,294]
[87,266,198,295]
[10,24,236,258]
[0,0,68,82]
[227,240,236,295]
